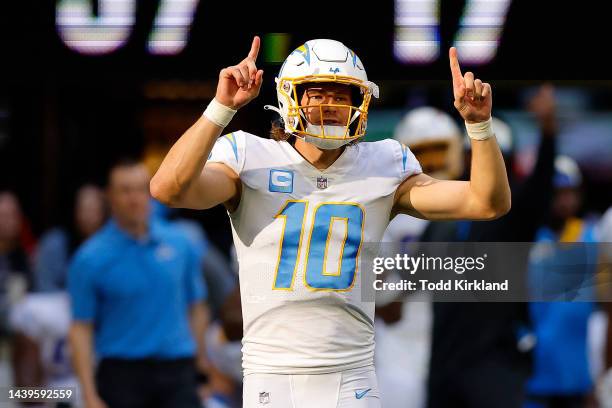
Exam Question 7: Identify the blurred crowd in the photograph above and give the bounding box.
[0,84,611,408]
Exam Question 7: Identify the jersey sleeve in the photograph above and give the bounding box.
[207,131,246,175]
[392,140,422,182]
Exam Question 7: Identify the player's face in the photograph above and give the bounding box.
[0,193,21,242]
[107,164,151,228]
[411,139,463,180]
[552,187,581,220]
[75,185,106,238]
[411,141,451,178]
[300,83,353,127]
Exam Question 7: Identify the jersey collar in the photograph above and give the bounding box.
[278,139,358,177]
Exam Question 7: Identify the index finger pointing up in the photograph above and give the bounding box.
[247,36,261,61]
[449,47,463,88]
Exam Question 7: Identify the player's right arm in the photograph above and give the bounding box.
[150,36,264,210]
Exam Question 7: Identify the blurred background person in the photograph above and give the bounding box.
[0,191,34,332]
[68,158,209,408]
[8,184,106,407]
[0,191,35,391]
[145,145,236,322]
[598,205,612,408]
[424,84,559,408]
[10,291,76,407]
[34,184,107,293]
[525,156,599,408]
[375,106,464,408]
[203,286,243,408]
[150,203,236,323]
[142,117,241,407]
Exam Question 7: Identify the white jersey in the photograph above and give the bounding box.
[10,292,77,388]
[208,131,421,374]
[377,215,432,408]
[599,207,612,245]
[383,214,428,244]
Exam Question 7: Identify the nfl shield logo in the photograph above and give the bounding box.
[259,392,270,404]
[317,176,328,189]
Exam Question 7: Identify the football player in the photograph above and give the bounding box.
[375,106,464,408]
[151,37,510,408]
[10,292,78,406]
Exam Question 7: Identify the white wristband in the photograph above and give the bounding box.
[203,98,237,128]
[465,117,494,141]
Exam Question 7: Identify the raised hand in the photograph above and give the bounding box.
[450,47,492,123]
[215,36,264,110]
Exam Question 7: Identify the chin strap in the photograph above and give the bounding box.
[264,105,282,115]
[305,123,350,138]
[349,109,361,125]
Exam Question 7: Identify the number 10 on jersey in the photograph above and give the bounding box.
[273,200,365,291]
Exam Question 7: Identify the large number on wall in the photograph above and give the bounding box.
[394,0,512,65]
[453,0,513,64]
[394,0,440,64]
[56,0,136,55]
[148,0,199,55]
[273,201,365,291]
[56,0,198,55]
[56,0,511,61]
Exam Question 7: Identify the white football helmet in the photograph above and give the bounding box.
[554,155,582,189]
[265,39,379,149]
[394,106,463,180]
[394,106,461,146]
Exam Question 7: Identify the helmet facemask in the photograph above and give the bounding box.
[264,39,379,149]
[275,75,376,150]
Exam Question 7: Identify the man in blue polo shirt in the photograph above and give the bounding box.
[68,158,208,408]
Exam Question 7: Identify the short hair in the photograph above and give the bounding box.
[105,156,144,187]
[0,190,20,208]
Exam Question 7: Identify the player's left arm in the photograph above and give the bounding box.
[393,47,511,221]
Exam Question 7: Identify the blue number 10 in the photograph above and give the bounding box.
[273,200,365,291]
